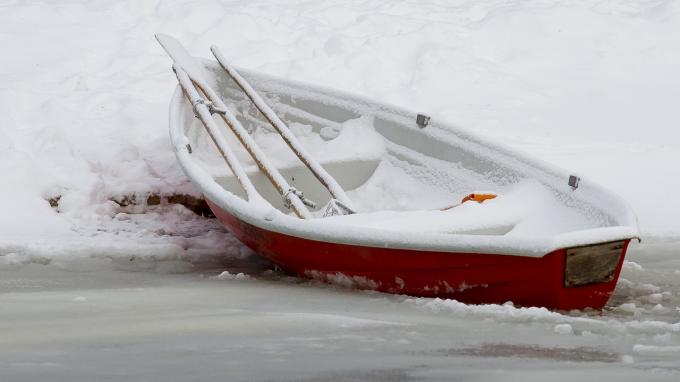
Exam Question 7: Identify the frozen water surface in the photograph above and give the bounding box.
[1,0,679,380]
[1,240,679,381]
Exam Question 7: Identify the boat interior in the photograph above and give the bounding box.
[178,59,626,238]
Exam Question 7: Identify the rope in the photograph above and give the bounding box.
[192,98,227,117]
[283,188,316,209]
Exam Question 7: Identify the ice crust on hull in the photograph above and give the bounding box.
[207,197,631,310]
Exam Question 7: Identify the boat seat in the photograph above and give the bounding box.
[215,157,382,212]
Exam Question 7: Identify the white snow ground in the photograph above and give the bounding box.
[1,0,679,380]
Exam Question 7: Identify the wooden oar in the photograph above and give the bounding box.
[191,78,314,219]
[173,66,258,202]
[210,45,355,213]
[157,34,313,219]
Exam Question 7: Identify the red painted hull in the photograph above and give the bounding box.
[207,199,629,310]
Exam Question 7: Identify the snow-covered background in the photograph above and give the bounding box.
[1,0,679,380]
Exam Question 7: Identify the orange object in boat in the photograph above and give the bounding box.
[461,193,497,204]
[440,193,497,211]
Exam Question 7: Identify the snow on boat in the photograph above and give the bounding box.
[158,35,639,310]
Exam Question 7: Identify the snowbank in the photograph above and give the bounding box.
[1,0,678,260]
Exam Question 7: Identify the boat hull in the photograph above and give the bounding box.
[206,199,629,310]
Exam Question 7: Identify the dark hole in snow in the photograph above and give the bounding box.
[47,193,215,218]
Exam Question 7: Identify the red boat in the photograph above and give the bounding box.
[159,35,639,310]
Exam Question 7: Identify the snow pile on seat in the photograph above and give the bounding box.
[329,180,600,238]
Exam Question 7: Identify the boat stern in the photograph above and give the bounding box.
[548,239,630,310]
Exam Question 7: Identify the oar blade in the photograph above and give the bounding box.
[155,33,208,82]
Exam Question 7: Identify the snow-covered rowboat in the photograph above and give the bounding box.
[159,35,639,310]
